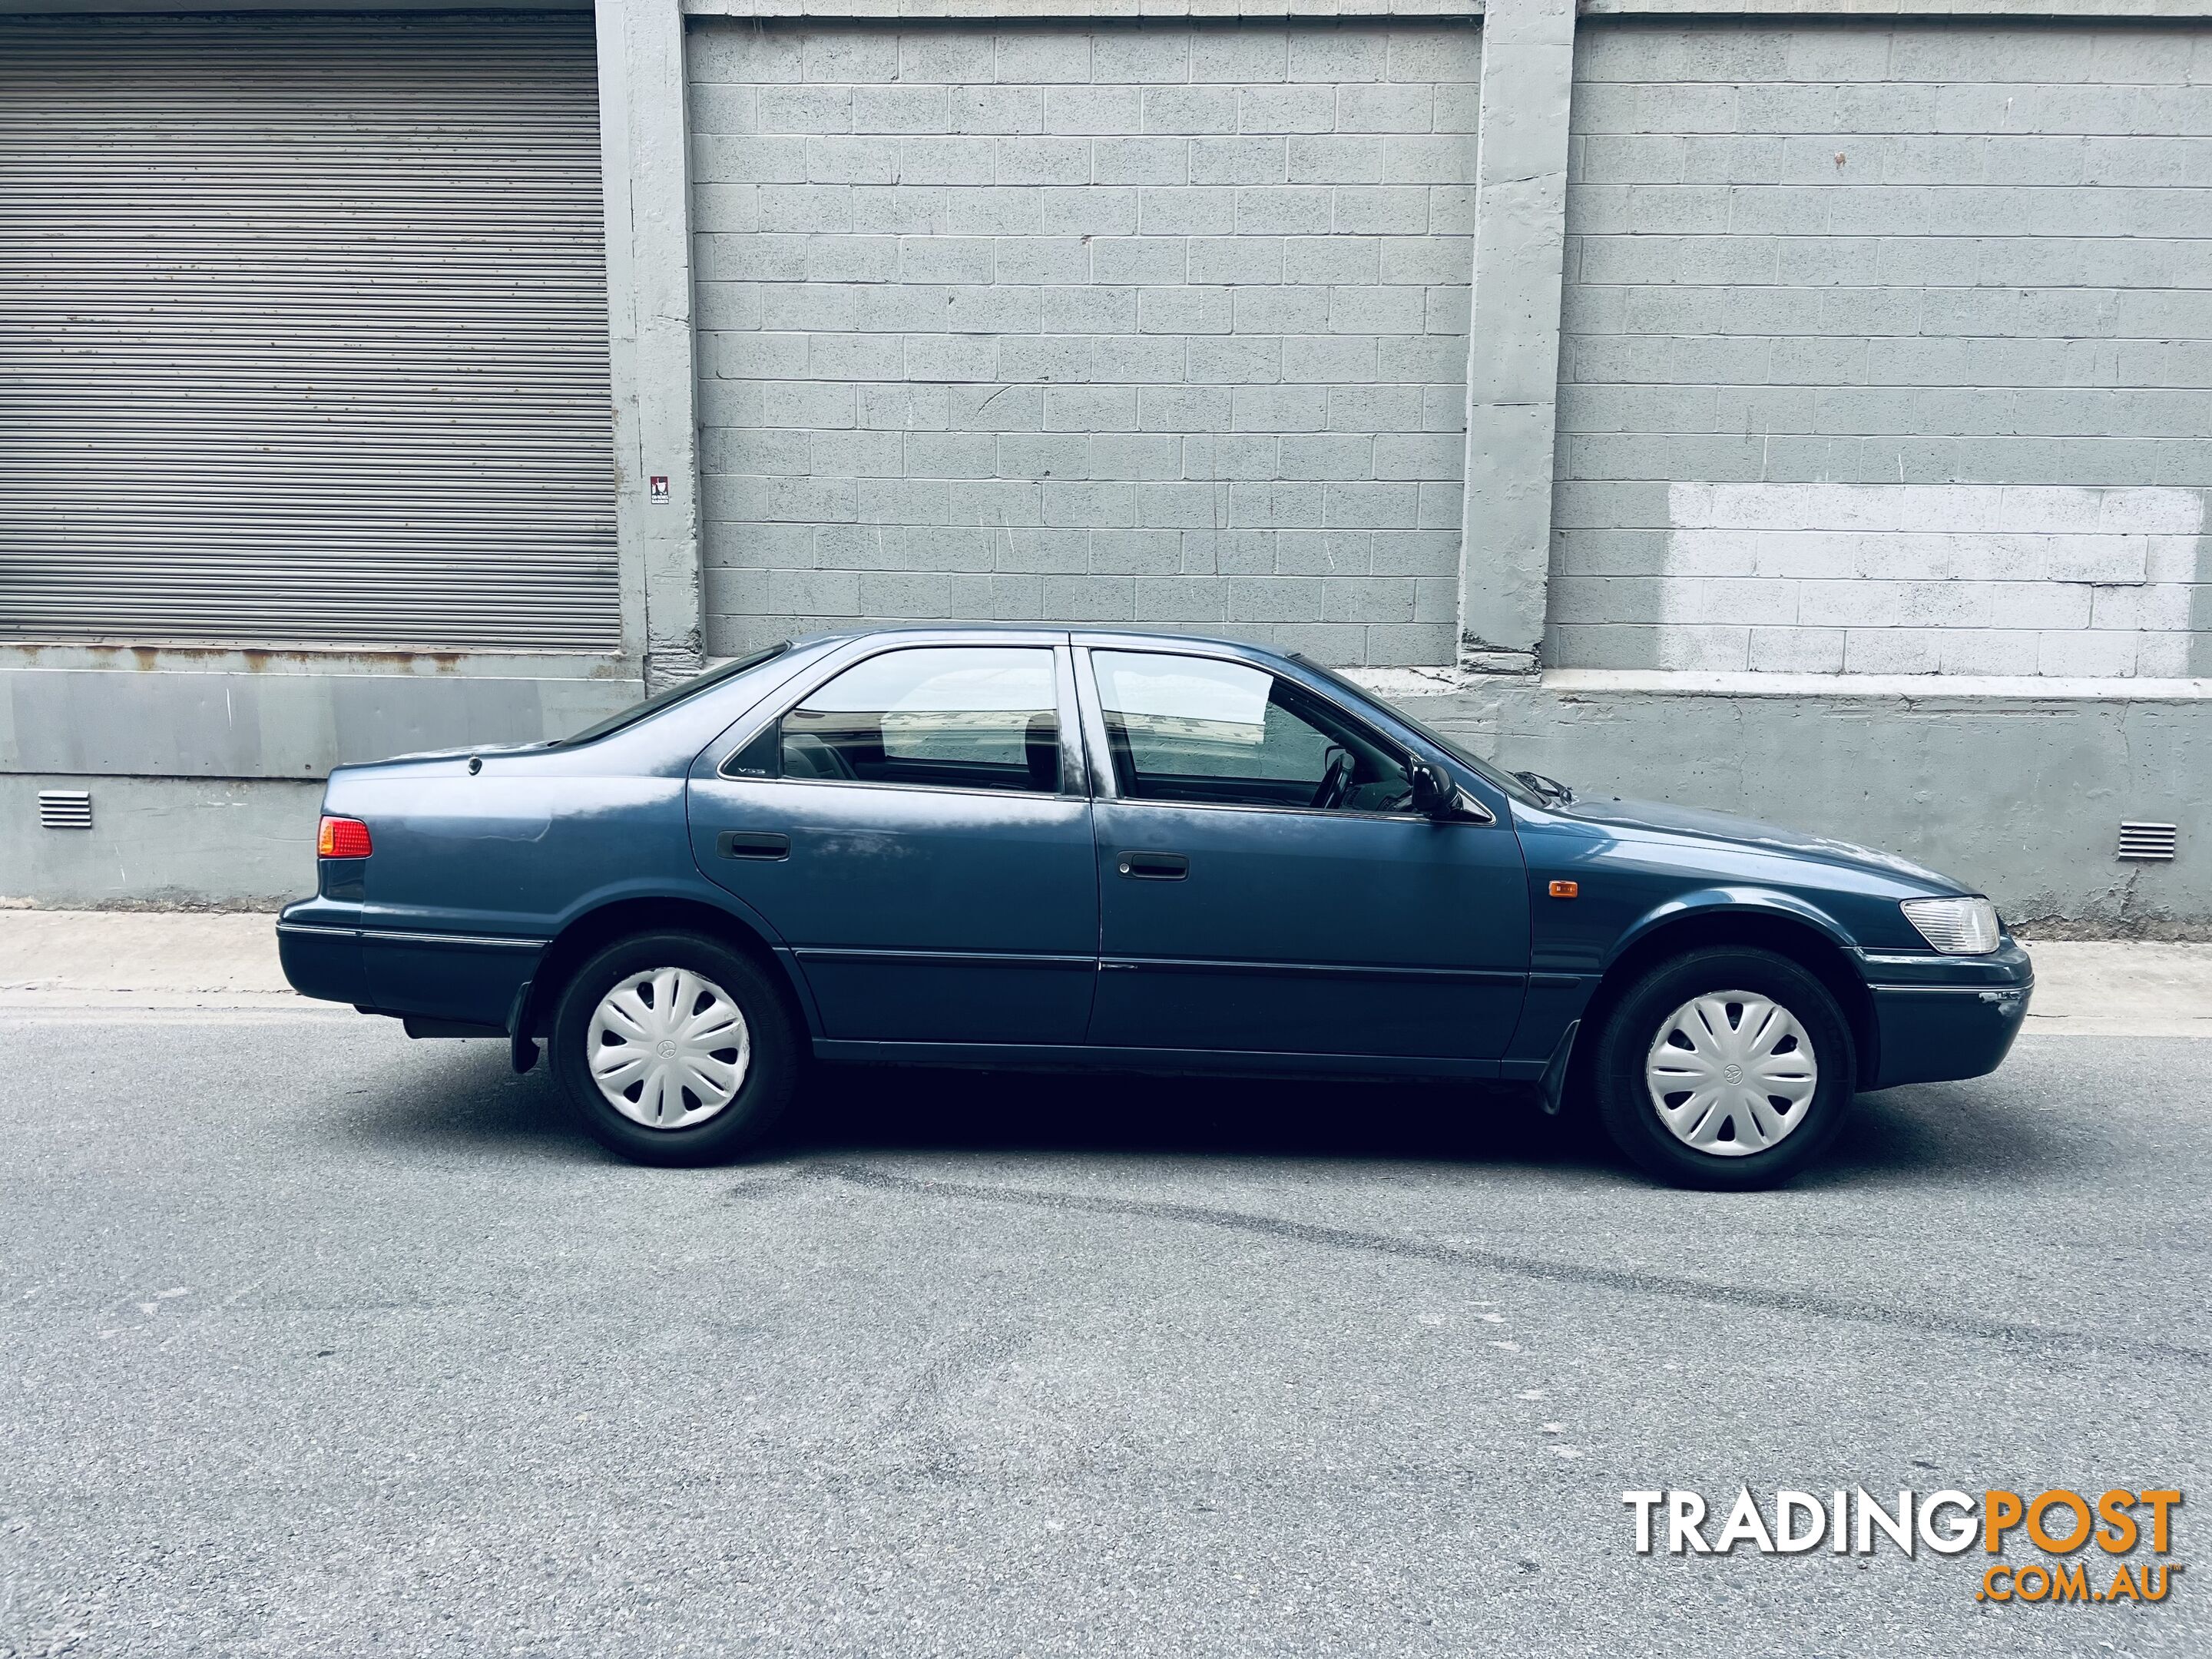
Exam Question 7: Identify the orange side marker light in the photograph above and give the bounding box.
[1548,880,1578,899]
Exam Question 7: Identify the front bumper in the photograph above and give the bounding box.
[1856,939,2034,1090]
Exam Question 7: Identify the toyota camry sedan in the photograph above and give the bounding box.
[277,628,2032,1188]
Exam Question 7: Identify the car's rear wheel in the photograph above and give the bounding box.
[1591,947,1855,1190]
[551,931,800,1165]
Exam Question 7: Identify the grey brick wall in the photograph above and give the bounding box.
[1554,22,2212,677]
[687,19,1479,664]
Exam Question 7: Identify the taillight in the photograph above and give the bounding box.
[318,816,373,859]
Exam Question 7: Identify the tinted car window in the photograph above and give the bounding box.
[1091,651,1413,813]
[781,647,1061,795]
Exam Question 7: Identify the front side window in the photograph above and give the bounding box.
[778,647,1062,795]
[1090,651,1414,813]
[1291,654,1542,809]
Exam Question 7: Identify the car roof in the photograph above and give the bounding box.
[789,623,1295,664]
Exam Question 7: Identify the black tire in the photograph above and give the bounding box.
[551,931,801,1166]
[1591,947,1856,1190]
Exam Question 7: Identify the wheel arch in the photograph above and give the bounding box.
[1584,895,1878,1085]
[521,893,814,1041]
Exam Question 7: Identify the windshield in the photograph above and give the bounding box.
[553,642,790,748]
[1290,656,1547,809]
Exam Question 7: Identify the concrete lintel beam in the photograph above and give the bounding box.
[678,0,1482,16]
[0,669,643,780]
[1584,0,2211,14]
[672,0,2212,24]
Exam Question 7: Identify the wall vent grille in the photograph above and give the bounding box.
[37,790,92,830]
[2117,822,2178,862]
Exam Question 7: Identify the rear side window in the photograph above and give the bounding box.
[777,647,1062,795]
[555,641,789,748]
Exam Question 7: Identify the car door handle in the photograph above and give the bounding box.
[1115,851,1187,880]
[717,831,790,861]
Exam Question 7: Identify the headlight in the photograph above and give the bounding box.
[1900,896,2001,955]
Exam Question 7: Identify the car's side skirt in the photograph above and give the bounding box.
[1099,957,1525,986]
[812,1038,1506,1082]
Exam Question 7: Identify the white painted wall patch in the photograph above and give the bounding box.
[1657,484,2207,680]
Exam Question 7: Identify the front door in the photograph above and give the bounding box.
[1079,647,1528,1061]
[689,642,1098,1047]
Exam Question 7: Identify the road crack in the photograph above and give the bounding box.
[810,1161,2210,1371]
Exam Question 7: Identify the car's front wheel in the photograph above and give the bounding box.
[1591,947,1855,1190]
[551,931,800,1165]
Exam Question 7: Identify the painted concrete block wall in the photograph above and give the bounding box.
[1553,21,2212,677]
[5,776,321,908]
[687,19,1480,666]
[1402,682,2210,938]
[1664,482,2210,676]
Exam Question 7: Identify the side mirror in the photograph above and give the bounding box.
[1409,761,1452,818]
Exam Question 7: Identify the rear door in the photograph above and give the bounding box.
[1077,644,1528,1061]
[687,639,1098,1047]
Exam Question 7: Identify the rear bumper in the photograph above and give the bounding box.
[1857,940,2033,1090]
[277,898,541,1030]
[276,902,369,1008]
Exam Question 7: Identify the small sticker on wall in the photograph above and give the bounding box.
[648,475,671,505]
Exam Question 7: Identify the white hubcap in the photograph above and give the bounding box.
[1644,991,1818,1158]
[588,968,750,1131]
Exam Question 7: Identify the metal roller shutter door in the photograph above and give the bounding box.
[0,12,619,653]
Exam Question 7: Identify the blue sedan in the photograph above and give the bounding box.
[277,628,2031,1188]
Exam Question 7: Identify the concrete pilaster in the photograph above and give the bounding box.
[596,0,706,688]
[1456,0,1577,674]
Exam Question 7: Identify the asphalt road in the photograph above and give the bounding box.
[1,1010,2204,1658]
